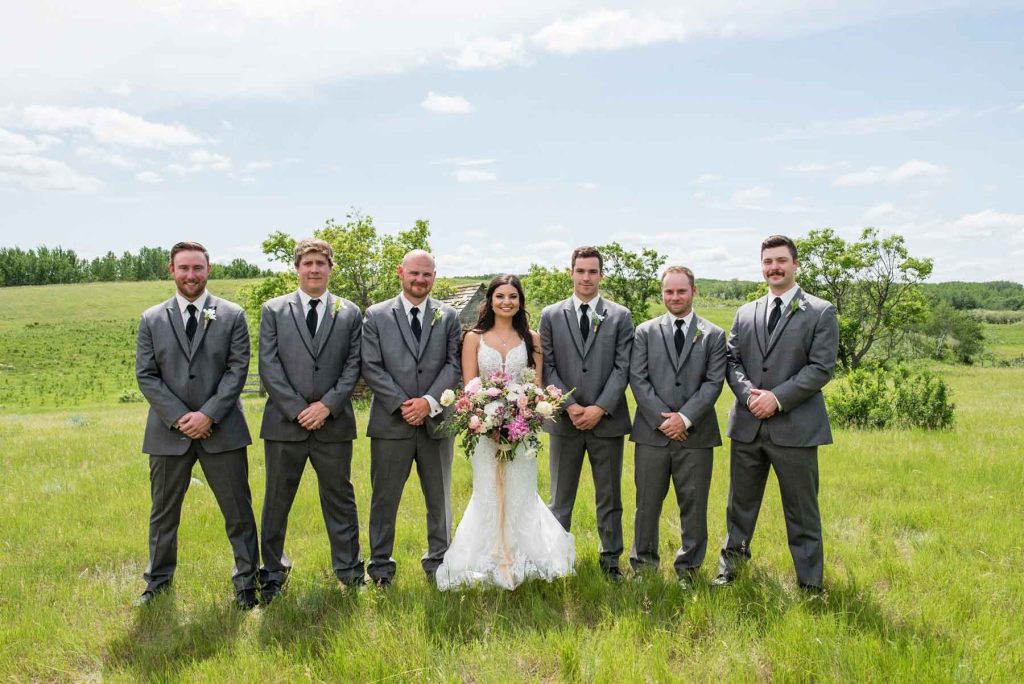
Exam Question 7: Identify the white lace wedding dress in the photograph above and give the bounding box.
[435,339,576,591]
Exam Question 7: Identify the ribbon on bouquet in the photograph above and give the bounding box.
[494,441,514,585]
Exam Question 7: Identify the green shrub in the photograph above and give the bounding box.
[118,389,144,403]
[827,365,954,430]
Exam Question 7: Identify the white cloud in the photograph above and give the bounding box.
[421,92,474,114]
[221,119,234,130]
[0,154,102,192]
[136,170,163,184]
[431,157,495,166]
[731,186,771,210]
[455,168,497,183]
[951,209,1024,238]
[532,10,685,54]
[0,127,60,154]
[4,105,201,149]
[834,160,947,187]
[438,237,571,273]
[166,148,232,175]
[693,173,721,185]
[241,160,272,173]
[448,35,529,70]
[782,162,829,173]
[765,109,960,141]
[576,182,597,190]
[76,145,136,168]
[108,81,132,96]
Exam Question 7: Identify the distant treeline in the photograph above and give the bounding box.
[466,274,763,302]
[0,245,271,287]
[921,281,1024,311]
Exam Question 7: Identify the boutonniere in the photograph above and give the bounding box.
[693,322,706,343]
[331,298,346,318]
[202,307,216,328]
[592,310,607,331]
[790,297,807,316]
[431,308,443,327]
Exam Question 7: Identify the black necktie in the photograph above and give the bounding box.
[579,303,590,342]
[307,299,320,338]
[410,307,422,341]
[185,304,198,342]
[767,297,783,337]
[674,319,685,355]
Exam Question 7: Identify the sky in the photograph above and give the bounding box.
[1,1,1023,282]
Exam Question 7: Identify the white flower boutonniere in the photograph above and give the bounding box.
[431,308,443,327]
[332,298,346,318]
[202,307,216,328]
[592,310,607,332]
[693,322,707,343]
[790,298,808,316]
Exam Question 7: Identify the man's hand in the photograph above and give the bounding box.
[747,388,779,420]
[401,397,431,426]
[658,412,688,441]
[572,405,605,431]
[297,401,331,431]
[177,411,213,439]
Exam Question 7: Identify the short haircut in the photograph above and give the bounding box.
[761,234,798,261]
[661,265,695,288]
[571,246,603,271]
[169,241,210,265]
[293,238,334,268]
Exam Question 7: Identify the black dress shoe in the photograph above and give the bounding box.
[710,573,735,588]
[799,583,823,595]
[371,576,392,589]
[603,566,624,582]
[677,569,700,590]
[260,582,283,605]
[235,588,259,610]
[340,575,365,588]
[134,584,170,606]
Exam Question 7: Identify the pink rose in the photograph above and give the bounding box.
[486,387,502,398]
[464,377,482,395]
[468,415,481,432]
[546,385,563,399]
[517,394,529,409]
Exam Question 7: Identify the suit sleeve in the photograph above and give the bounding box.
[679,327,727,426]
[258,303,308,420]
[540,308,576,407]
[199,309,250,422]
[425,309,462,401]
[319,306,363,415]
[629,324,673,427]
[726,309,756,406]
[135,313,190,428]
[360,308,409,414]
[594,308,634,416]
[770,304,839,411]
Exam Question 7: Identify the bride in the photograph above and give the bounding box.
[436,275,575,591]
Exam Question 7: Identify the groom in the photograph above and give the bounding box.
[361,249,461,586]
[540,246,634,579]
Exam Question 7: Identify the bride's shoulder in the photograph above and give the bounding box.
[463,329,482,346]
[529,329,541,345]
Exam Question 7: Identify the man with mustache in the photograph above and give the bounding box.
[714,235,839,592]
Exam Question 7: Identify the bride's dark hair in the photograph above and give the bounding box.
[470,274,536,368]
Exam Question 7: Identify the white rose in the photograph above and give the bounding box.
[518,367,536,383]
[535,401,554,417]
[483,401,502,417]
[440,389,456,407]
[525,446,538,459]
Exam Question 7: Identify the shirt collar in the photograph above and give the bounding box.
[176,290,208,315]
[767,285,800,310]
[572,293,602,315]
[670,310,695,329]
[298,288,328,310]
[399,292,426,317]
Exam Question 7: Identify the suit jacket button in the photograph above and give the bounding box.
[314,366,319,371]
[582,368,587,373]
[418,369,423,374]
[675,381,680,386]
[762,366,768,372]
[189,374,196,379]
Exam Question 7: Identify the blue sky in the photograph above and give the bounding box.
[1,1,1022,281]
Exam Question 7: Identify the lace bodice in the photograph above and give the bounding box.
[477,337,528,377]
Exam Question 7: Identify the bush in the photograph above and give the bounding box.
[826,365,954,430]
[118,389,144,403]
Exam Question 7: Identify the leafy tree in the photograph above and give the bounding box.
[522,263,572,309]
[796,227,933,370]
[210,257,267,279]
[598,242,666,325]
[923,300,985,364]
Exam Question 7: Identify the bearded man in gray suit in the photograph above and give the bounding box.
[361,250,461,586]
[629,266,726,587]
[714,235,839,592]
[135,241,260,609]
[257,238,364,603]
[540,246,634,580]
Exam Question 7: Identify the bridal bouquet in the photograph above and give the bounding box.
[439,366,570,462]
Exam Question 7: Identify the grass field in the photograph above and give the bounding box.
[2,280,1024,681]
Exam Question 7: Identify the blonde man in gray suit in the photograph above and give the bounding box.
[257,239,364,603]
[629,266,726,587]
[361,250,461,587]
[540,246,634,580]
[135,241,259,609]
[714,235,839,592]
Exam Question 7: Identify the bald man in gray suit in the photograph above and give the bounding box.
[135,241,259,609]
[629,266,726,586]
[258,239,364,603]
[714,235,839,591]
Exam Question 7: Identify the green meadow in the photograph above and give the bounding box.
[1,281,1023,681]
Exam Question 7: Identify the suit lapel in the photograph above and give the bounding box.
[392,297,421,360]
[288,293,316,358]
[165,298,191,360]
[312,293,339,357]
[753,297,767,359]
[677,314,700,370]
[189,294,214,359]
[561,299,585,358]
[765,288,801,358]
[582,301,604,359]
[418,298,435,357]
[659,314,681,373]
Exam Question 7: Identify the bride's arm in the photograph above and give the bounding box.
[530,330,543,373]
[462,331,481,385]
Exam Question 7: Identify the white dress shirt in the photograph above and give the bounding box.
[298,289,328,334]
[764,285,799,330]
[399,292,442,417]
[670,310,695,430]
[175,291,209,328]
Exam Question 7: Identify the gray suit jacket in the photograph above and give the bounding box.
[540,296,634,438]
[136,294,252,456]
[258,291,362,442]
[360,295,461,439]
[629,312,726,448]
[726,288,839,447]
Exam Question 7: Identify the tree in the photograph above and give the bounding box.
[923,300,985,364]
[796,227,933,370]
[522,263,572,309]
[598,242,666,325]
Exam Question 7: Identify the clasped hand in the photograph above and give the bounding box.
[177,411,213,439]
[658,412,688,441]
[567,403,604,431]
[401,397,431,426]
[747,388,779,419]
[297,401,331,430]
